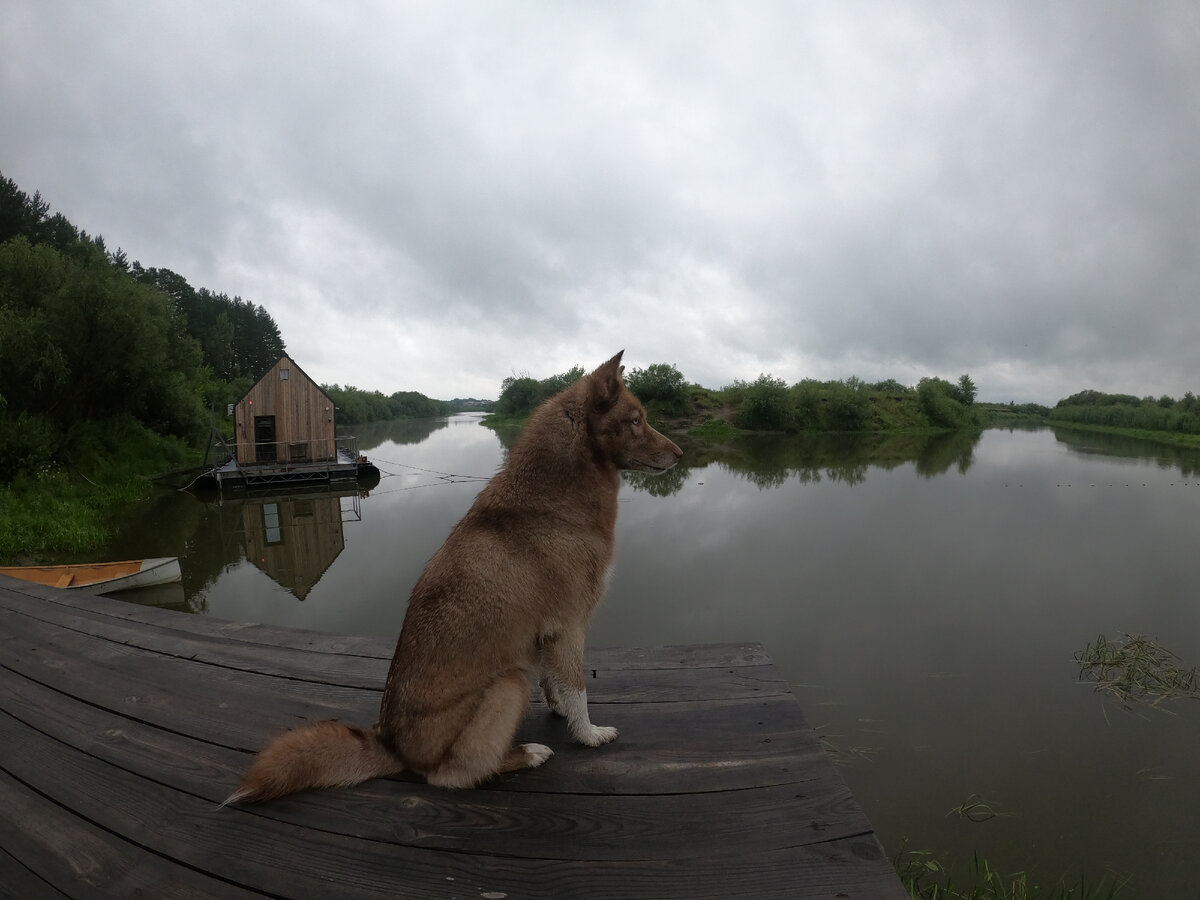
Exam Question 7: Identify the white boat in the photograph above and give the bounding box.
[0,557,182,593]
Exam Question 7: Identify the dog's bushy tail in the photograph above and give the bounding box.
[222,720,405,806]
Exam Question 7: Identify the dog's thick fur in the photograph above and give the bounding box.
[225,351,682,804]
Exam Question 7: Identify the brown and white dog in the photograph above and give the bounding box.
[225,351,682,804]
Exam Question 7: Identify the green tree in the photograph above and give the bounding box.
[825,379,869,430]
[955,374,977,406]
[625,363,689,414]
[495,376,543,417]
[0,171,297,484]
[494,365,585,418]
[918,377,979,429]
[0,174,50,244]
[737,374,793,431]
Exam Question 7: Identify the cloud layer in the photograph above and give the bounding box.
[4,1,1198,402]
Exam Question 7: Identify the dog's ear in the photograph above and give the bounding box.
[591,351,625,413]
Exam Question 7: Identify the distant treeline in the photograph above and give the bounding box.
[1050,389,1200,435]
[494,364,1200,441]
[492,362,985,432]
[323,385,451,425]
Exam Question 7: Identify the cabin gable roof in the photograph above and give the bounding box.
[237,355,333,408]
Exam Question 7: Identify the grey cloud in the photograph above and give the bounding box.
[3,1,1199,403]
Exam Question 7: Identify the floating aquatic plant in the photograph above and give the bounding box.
[1075,633,1199,711]
[946,793,1009,824]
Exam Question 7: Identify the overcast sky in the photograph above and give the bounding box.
[3,2,1198,403]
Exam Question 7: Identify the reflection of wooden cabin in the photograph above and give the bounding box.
[242,494,346,600]
[235,356,335,465]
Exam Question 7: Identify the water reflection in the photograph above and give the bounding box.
[104,485,368,613]
[624,429,982,495]
[352,417,450,450]
[242,493,353,600]
[116,581,189,611]
[1051,424,1200,476]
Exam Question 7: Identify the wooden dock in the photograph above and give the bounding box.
[0,575,906,899]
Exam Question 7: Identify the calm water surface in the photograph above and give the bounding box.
[108,416,1200,895]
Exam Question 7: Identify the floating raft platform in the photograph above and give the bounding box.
[201,448,380,493]
[0,575,905,899]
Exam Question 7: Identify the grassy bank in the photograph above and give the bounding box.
[895,844,1128,899]
[0,419,201,562]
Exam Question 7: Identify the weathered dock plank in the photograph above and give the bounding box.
[0,574,906,898]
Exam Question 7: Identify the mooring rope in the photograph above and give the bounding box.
[365,455,492,484]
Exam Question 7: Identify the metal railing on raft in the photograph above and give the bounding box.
[238,436,362,466]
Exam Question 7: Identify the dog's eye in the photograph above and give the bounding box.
[632,417,640,426]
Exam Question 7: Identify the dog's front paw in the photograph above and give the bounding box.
[521,743,554,768]
[574,724,619,747]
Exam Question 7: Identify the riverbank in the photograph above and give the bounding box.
[0,423,200,563]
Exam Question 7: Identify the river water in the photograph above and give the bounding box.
[106,415,1200,895]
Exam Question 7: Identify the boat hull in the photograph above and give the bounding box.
[0,557,182,593]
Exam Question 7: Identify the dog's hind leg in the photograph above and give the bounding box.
[423,670,551,788]
[537,626,618,747]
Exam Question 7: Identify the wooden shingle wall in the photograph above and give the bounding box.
[234,356,336,463]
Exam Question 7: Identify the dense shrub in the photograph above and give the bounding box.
[625,363,689,414]
[0,411,59,482]
[917,377,981,429]
[493,366,585,418]
[738,374,793,431]
[1050,392,1200,434]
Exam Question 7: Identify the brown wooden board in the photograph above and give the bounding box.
[0,771,265,899]
[2,585,789,702]
[0,580,907,898]
[2,655,864,848]
[2,573,772,666]
[1,619,829,796]
[234,356,337,464]
[0,846,70,900]
[1,723,899,899]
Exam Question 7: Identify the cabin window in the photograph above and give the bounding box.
[262,503,282,545]
[280,368,290,380]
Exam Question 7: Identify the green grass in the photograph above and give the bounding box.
[0,418,201,562]
[686,417,740,440]
[895,844,1129,899]
[479,412,530,429]
[0,470,127,560]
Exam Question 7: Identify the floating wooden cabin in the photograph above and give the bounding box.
[207,356,378,492]
[235,356,335,466]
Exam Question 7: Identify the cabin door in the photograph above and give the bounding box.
[254,416,277,463]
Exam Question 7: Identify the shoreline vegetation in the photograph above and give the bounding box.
[484,363,989,434]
